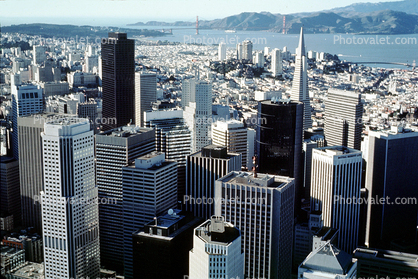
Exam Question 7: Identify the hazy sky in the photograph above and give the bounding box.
[1,0,397,26]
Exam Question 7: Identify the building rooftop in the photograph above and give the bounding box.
[195,216,240,245]
[354,248,418,268]
[315,145,362,156]
[98,125,153,138]
[218,171,294,189]
[7,262,44,279]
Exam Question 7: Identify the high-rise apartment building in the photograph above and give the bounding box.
[218,42,227,61]
[365,128,418,251]
[324,89,363,150]
[271,48,283,76]
[41,117,100,279]
[122,152,178,279]
[101,33,135,130]
[135,72,157,127]
[310,146,362,253]
[95,126,155,273]
[215,171,295,279]
[33,46,46,65]
[186,145,241,220]
[290,27,312,131]
[237,40,253,62]
[189,216,244,279]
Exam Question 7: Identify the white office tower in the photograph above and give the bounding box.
[11,76,43,159]
[189,216,244,279]
[135,72,157,127]
[324,89,363,150]
[218,42,227,61]
[215,171,295,279]
[33,45,46,65]
[183,80,212,153]
[211,120,255,169]
[41,118,100,279]
[85,55,99,73]
[271,48,283,76]
[298,242,357,278]
[236,43,243,60]
[87,45,96,56]
[122,152,177,279]
[291,27,312,131]
[310,146,362,253]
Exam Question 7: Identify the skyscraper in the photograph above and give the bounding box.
[211,119,255,170]
[101,33,135,131]
[133,209,202,279]
[95,126,155,273]
[189,216,244,279]
[215,171,295,279]
[32,45,46,65]
[290,27,312,131]
[144,109,192,202]
[310,146,362,253]
[135,72,157,127]
[19,113,62,230]
[122,152,178,279]
[183,80,212,153]
[11,77,43,159]
[364,129,418,251]
[240,40,253,62]
[257,99,303,212]
[181,78,196,109]
[0,156,20,229]
[41,117,100,279]
[324,88,363,150]
[185,145,241,220]
[218,42,227,61]
[271,48,283,76]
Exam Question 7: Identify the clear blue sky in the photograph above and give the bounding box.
[1,0,398,26]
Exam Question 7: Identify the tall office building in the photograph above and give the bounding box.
[183,80,212,153]
[0,156,21,229]
[365,129,418,251]
[122,152,177,279]
[189,216,244,279]
[181,78,196,109]
[298,242,358,278]
[32,46,46,65]
[144,109,192,201]
[218,42,227,61]
[101,33,135,130]
[186,145,241,220]
[257,99,303,212]
[255,51,264,68]
[95,126,155,273]
[41,118,100,279]
[135,72,157,127]
[290,27,312,131]
[211,120,255,170]
[18,113,65,230]
[271,48,283,76]
[133,209,202,279]
[302,134,325,200]
[215,171,295,279]
[11,77,43,159]
[310,146,362,253]
[324,89,363,150]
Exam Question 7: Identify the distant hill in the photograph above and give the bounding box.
[1,23,166,38]
[328,0,418,15]
[128,0,418,34]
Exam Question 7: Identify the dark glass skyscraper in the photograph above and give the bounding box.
[257,99,303,211]
[101,32,135,131]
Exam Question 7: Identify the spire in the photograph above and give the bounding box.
[297,27,305,57]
